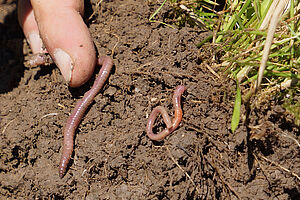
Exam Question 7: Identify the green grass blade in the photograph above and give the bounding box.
[231,83,242,133]
[149,0,175,29]
[149,0,167,21]
[217,0,252,42]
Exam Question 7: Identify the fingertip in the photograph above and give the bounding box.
[53,48,96,88]
[18,0,43,54]
[29,0,96,87]
[69,54,97,88]
[53,48,73,84]
[27,32,43,54]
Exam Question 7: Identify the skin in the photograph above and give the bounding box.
[18,0,96,87]
[18,1,113,177]
[146,85,185,141]
[59,56,113,178]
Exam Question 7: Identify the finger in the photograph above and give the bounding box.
[30,0,96,87]
[18,0,43,54]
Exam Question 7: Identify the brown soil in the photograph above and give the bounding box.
[0,0,299,199]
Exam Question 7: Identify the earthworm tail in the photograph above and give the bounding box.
[146,85,185,141]
[59,56,113,178]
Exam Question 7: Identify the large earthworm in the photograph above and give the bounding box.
[59,56,113,178]
[146,85,185,141]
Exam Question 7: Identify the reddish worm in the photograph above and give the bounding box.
[58,56,113,178]
[146,85,185,141]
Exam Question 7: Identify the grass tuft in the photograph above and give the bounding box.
[153,0,299,130]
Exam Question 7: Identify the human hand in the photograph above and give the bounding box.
[18,0,96,87]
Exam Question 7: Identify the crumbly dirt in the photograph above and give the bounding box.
[0,0,299,199]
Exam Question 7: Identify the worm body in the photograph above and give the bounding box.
[59,56,113,178]
[146,85,185,141]
[27,53,53,67]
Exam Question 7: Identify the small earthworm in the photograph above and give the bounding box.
[26,53,53,67]
[59,56,113,178]
[146,85,185,141]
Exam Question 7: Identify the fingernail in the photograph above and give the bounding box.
[27,32,43,54]
[53,48,74,83]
